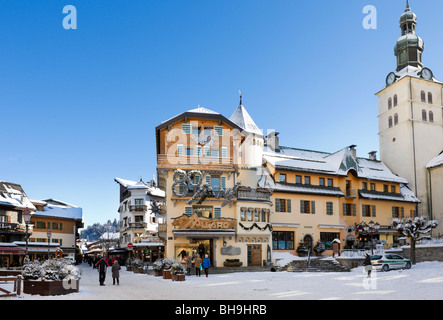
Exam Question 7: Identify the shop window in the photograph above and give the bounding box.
[272,231,294,250]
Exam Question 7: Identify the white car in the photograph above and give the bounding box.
[371,254,412,272]
[63,256,76,265]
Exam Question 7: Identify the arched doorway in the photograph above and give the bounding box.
[303,234,314,254]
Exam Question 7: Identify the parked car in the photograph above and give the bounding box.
[371,254,412,271]
[63,256,76,265]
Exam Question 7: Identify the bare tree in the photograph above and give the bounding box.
[392,216,439,265]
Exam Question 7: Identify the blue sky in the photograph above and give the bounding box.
[1,0,442,226]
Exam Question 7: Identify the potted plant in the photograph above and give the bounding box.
[162,258,174,279]
[132,259,144,273]
[170,261,186,281]
[22,259,81,296]
[126,258,133,271]
[223,259,243,267]
[153,259,163,276]
[313,241,325,256]
[296,241,309,257]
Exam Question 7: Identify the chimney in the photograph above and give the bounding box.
[266,131,280,152]
[368,151,377,161]
[349,145,357,159]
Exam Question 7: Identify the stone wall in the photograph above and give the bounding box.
[397,245,443,263]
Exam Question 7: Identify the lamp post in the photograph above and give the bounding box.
[47,229,52,260]
[362,220,380,255]
[22,208,32,260]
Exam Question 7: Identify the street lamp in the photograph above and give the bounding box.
[22,208,32,260]
[47,229,52,260]
[362,221,380,255]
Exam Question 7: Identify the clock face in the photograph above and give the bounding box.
[421,68,433,80]
[386,72,397,86]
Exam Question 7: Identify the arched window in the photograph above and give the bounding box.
[388,116,393,128]
[421,91,426,102]
[428,92,433,104]
[422,109,427,121]
[393,94,398,107]
[394,113,398,126]
[388,97,392,110]
[429,111,434,123]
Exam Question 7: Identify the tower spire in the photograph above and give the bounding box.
[238,90,242,106]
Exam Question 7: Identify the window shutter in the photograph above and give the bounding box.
[214,126,223,136]
[311,201,315,214]
[182,124,191,134]
[352,204,356,216]
[205,175,211,185]
[204,146,210,157]
[392,207,396,218]
[196,146,202,157]
[372,205,376,217]
[275,199,280,212]
[214,207,221,218]
[287,199,291,213]
[401,207,404,218]
[221,176,226,190]
[343,203,347,216]
[300,200,305,213]
[221,147,228,158]
[362,205,367,216]
[185,206,192,215]
[177,144,184,156]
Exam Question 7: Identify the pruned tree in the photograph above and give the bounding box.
[391,216,439,264]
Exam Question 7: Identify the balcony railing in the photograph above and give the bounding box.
[345,188,357,199]
[127,222,147,230]
[0,222,28,233]
[129,205,147,212]
[237,188,271,202]
[157,155,234,171]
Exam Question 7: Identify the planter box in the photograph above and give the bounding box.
[23,279,79,296]
[172,274,185,281]
[162,270,172,279]
[154,270,163,276]
[223,261,243,267]
[126,266,133,271]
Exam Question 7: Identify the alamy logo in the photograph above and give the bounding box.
[363,5,377,30]
[63,5,77,30]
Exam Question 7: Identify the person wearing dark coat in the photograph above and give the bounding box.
[363,253,372,278]
[96,256,109,286]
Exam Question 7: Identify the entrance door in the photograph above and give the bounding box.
[247,245,262,266]
[303,235,313,254]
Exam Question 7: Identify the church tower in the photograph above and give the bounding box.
[376,2,443,218]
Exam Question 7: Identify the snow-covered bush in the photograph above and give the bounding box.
[22,260,42,280]
[22,259,82,281]
[170,261,186,275]
[153,259,163,272]
[132,258,144,268]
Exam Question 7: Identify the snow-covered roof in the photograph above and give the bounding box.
[229,104,263,136]
[427,151,443,169]
[33,200,83,220]
[114,177,165,198]
[263,145,409,184]
[0,181,36,211]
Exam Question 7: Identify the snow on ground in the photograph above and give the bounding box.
[6,260,443,300]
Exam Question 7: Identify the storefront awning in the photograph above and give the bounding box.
[0,246,26,255]
[173,229,236,238]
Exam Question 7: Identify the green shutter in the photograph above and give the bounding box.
[287,199,291,213]
[372,205,376,217]
[343,203,347,216]
[214,126,223,136]
[205,175,211,185]
[185,206,192,215]
[214,207,221,218]
[182,124,191,134]
[275,199,280,212]
[221,176,226,190]
[392,206,396,218]
[352,204,356,216]
[401,207,404,218]
[311,201,315,214]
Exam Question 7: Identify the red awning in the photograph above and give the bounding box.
[0,247,27,255]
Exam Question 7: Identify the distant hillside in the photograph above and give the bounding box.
[80,219,119,241]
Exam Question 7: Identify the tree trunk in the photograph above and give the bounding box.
[411,238,416,265]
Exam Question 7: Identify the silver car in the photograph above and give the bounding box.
[371,254,412,272]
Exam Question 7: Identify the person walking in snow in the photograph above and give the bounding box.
[112,260,121,285]
[185,254,192,276]
[96,255,109,286]
[202,254,211,278]
[363,253,372,278]
[194,254,202,277]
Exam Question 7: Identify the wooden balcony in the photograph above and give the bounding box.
[157,154,235,171]
[129,205,147,212]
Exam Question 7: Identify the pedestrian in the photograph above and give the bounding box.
[185,254,192,276]
[363,253,372,278]
[112,260,121,285]
[202,254,211,278]
[194,254,202,277]
[96,255,109,286]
